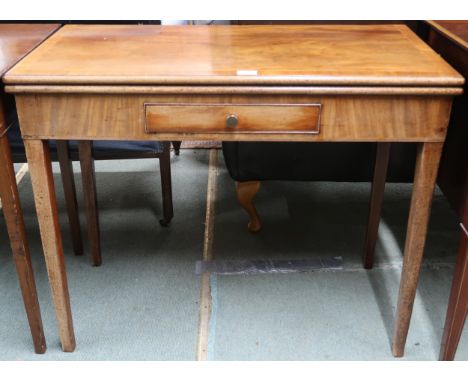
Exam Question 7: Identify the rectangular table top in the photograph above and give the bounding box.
[0,24,60,77]
[3,24,463,87]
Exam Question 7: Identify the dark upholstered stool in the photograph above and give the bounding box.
[222,142,417,234]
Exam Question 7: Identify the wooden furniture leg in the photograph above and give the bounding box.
[439,222,468,360]
[0,129,46,354]
[363,143,391,269]
[236,181,262,233]
[78,141,101,266]
[159,142,174,226]
[172,141,182,156]
[392,142,444,357]
[56,140,83,256]
[24,139,75,352]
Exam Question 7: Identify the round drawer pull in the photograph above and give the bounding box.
[226,114,238,128]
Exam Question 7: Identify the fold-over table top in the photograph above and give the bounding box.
[4,24,464,87]
[0,24,60,78]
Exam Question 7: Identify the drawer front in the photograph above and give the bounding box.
[144,103,321,135]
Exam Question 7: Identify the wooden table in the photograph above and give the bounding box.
[0,23,60,354]
[3,24,464,356]
[425,20,468,361]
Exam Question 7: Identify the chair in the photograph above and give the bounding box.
[64,139,174,266]
[9,119,175,266]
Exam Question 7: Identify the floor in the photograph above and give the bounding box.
[0,148,467,360]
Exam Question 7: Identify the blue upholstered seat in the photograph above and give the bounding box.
[68,140,164,155]
[7,122,163,156]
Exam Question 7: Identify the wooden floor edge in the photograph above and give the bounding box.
[196,149,219,361]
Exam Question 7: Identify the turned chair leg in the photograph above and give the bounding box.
[159,142,174,226]
[78,141,102,266]
[236,181,262,233]
[172,141,182,156]
[56,140,84,256]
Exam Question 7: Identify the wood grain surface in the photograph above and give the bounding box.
[7,23,462,358]
[23,139,76,352]
[145,103,321,134]
[13,93,453,142]
[0,24,60,76]
[4,24,463,86]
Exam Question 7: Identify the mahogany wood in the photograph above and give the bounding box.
[392,142,444,357]
[12,94,453,142]
[23,139,75,352]
[0,24,59,75]
[0,23,60,354]
[7,85,463,95]
[145,103,322,135]
[4,25,462,86]
[5,24,463,357]
[0,101,46,354]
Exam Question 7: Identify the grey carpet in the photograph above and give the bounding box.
[1,149,467,360]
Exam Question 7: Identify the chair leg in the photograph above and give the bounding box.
[363,143,391,269]
[172,141,182,156]
[78,141,102,266]
[439,224,468,360]
[236,181,262,233]
[159,142,174,226]
[56,140,84,256]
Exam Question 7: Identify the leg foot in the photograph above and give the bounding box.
[236,181,262,233]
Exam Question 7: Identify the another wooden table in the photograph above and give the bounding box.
[0,23,60,354]
[4,24,464,356]
[425,20,468,361]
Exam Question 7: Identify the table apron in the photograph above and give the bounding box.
[15,93,453,142]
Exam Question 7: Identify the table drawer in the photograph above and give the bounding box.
[144,103,321,135]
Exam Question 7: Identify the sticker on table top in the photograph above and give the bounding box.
[236,69,258,76]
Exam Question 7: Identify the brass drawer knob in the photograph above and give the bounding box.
[226,114,238,128]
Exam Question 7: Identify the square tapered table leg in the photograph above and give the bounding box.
[24,139,75,352]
